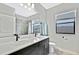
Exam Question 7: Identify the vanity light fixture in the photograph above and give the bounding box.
[20,3,35,10]
[32,3,34,8]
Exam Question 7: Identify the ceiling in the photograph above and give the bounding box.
[4,3,61,17]
[41,3,61,9]
[4,3,37,17]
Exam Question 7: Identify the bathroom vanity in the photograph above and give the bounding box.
[0,36,49,55]
[10,36,49,55]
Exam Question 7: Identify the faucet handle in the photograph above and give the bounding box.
[14,34,18,36]
[14,34,19,41]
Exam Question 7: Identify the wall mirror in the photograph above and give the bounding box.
[15,15,29,35]
[28,20,48,36]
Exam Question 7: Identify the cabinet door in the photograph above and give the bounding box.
[38,41,45,55]
[39,38,49,55]
[42,39,49,55]
[29,43,41,55]
[45,38,49,54]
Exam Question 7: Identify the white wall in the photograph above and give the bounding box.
[0,3,15,16]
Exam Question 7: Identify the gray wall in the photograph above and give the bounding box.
[46,3,79,53]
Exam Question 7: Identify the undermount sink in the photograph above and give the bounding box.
[12,38,40,47]
[32,37,40,42]
[18,36,40,41]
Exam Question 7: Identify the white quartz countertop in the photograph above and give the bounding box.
[0,36,49,55]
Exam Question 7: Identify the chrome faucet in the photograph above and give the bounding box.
[35,33,37,37]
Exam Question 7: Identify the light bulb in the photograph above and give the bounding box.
[27,3,31,6]
[24,5,27,8]
[32,4,34,8]
[20,3,23,6]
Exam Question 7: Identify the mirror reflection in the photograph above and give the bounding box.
[16,15,28,35]
[28,20,48,36]
[16,16,48,36]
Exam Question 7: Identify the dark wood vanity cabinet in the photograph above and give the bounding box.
[10,38,49,55]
